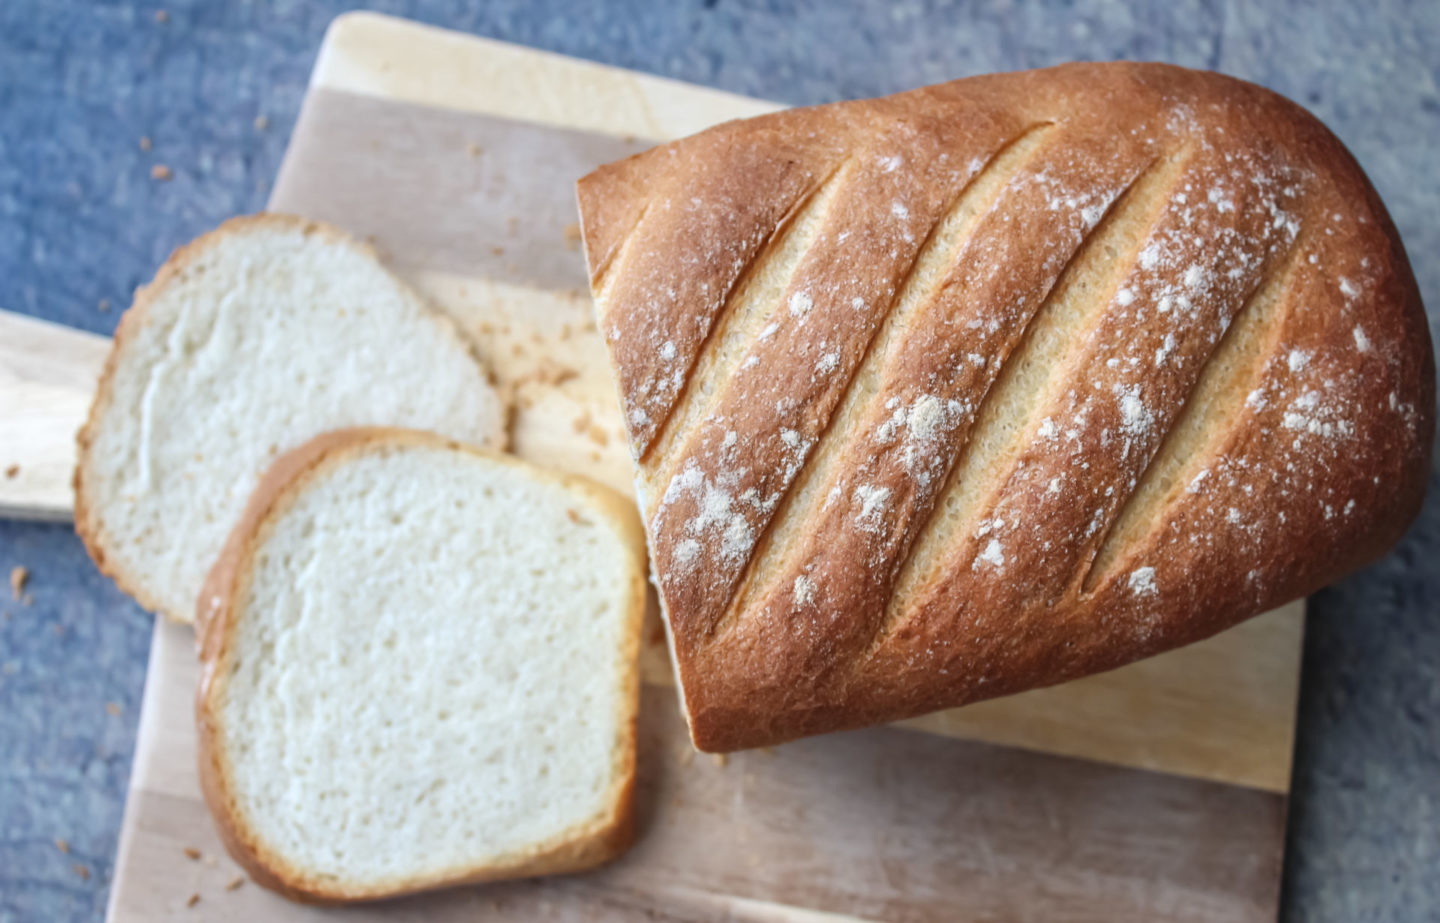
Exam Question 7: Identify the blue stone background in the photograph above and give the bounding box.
[1,1,1435,920]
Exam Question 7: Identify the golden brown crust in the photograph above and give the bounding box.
[579,63,1435,751]
[195,427,646,902]
[73,213,507,625]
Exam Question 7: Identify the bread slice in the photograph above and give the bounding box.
[75,214,506,624]
[578,62,1434,750]
[195,428,646,902]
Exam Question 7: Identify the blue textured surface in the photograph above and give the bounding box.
[1,2,1436,920]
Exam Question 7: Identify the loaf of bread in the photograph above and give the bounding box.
[75,214,506,624]
[578,63,1434,752]
[195,428,646,902]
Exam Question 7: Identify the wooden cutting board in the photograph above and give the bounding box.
[0,13,1301,921]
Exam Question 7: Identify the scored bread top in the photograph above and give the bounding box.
[578,62,1435,751]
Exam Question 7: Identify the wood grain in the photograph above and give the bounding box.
[107,619,1285,923]
[272,89,653,288]
[896,602,1302,790]
[312,12,781,136]
[0,311,108,521]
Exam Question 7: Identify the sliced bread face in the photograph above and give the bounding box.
[76,214,506,624]
[196,429,646,902]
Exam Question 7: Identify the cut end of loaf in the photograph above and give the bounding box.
[195,429,646,901]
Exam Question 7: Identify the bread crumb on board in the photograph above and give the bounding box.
[226,875,246,891]
[544,360,579,385]
[571,412,610,447]
[253,114,268,132]
[513,358,579,390]
[711,753,728,768]
[73,863,90,880]
[185,893,201,909]
[466,141,483,157]
[150,164,172,181]
[183,846,202,861]
[10,566,27,600]
[562,222,583,251]
[138,136,152,151]
[154,9,168,23]
[54,838,69,854]
[4,464,18,478]
[106,702,122,716]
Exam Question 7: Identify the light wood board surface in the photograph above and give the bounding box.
[0,311,109,521]
[0,12,1301,920]
[106,617,1287,923]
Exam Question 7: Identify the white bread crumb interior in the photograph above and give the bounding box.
[77,215,505,623]
[208,435,642,894]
